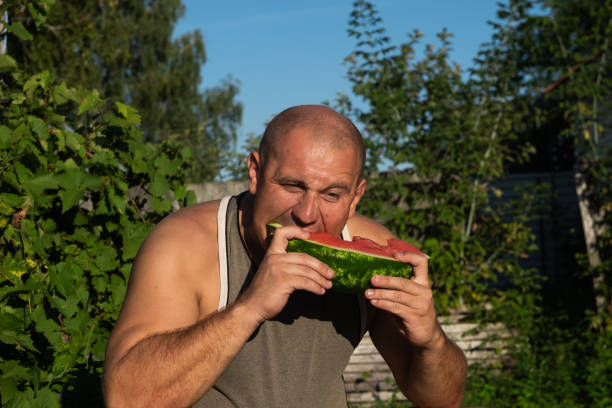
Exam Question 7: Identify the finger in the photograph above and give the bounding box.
[269,252,335,279]
[264,253,335,289]
[267,225,310,254]
[369,275,421,295]
[285,261,334,289]
[393,251,430,286]
[365,287,428,309]
[268,261,333,293]
[291,272,332,294]
[368,298,411,315]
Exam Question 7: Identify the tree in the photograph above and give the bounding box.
[512,0,612,326]
[0,50,196,408]
[337,1,612,405]
[3,0,242,181]
[337,0,540,318]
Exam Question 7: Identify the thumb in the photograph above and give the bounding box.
[394,251,430,287]
[267,225,309,254]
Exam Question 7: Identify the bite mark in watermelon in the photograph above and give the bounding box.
[267,223,426,294]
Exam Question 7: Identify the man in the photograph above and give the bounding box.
[103,105,467,407]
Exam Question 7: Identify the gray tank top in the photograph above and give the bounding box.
[193,194,367,408]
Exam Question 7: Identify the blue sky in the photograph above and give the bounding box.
[174,1,501,148]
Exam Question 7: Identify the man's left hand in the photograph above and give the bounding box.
[365,251,443,349]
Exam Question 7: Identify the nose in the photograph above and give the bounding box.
[291,192,319,227]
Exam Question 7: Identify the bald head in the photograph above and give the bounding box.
[259,105,366,176]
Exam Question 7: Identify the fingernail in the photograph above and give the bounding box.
[328,268,335,278]
[366,289,375,298]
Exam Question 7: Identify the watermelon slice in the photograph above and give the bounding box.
[267,223,425,294]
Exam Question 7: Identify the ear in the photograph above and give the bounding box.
[247,152,261,195]
[348,178,367,218]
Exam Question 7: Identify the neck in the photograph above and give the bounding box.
[238,193,266,265]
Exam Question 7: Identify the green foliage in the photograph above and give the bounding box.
[225,131,262,180]
[3,0,242,182]
[339,0,541,322]
[0,60,195,405]
[341,0,612,406]
[463,319,612,407]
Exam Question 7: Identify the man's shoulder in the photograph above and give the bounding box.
[137,200,223,264]
[128,199,226,313]
[158,199,221,236]
[347,213,394,244]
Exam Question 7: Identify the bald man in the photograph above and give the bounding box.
[103,105,467,408]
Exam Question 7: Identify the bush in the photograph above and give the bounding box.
[0,59,195,406]
[463,315,612,408]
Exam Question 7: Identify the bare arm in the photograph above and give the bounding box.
[103,210,334,408]
[349,215,467,408]
[104,300,261,407]
[368,273,467,408]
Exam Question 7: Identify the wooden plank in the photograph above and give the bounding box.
[348,354,386,364]
[345,381,398,393]
[344,317,510,405]
[343,362,392,373]
[347,391,408,404]
[344,372,398,383]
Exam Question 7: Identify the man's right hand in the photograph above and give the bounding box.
[237,225,335,323]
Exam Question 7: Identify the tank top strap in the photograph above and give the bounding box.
[216,196,232,311]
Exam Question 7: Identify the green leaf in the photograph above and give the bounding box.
[0,378,19,405]
[0,193,26,209]
[77,89,103,115]
[23,174,59,200]
[150,196,172,213]
[174,184,186,200]
[14,162,33,184]
[49,262,84,298]
[154,155,171,176]
[63,309,91,333]
[150,172,170,196]
[92,150,117,167]
[121,223,150,260]
[29,117,50,140]
[0,312,24,331]
[0,125,12,148]
[94,245,119,272]
[0,360,29,380]
[24,71,52,96]
[108,192,126,214]
[0,333,38,353]
[8,22,34,41]
[56,169,101,212]
[33,386,61,408]
[110,273,127,307]
[0,55,17,73]
[52,82,78,105]
[185,190,197,206]
[9,388,36,408]
[50,294,78,320]
[115,101,142,124]
[64,131,85,154]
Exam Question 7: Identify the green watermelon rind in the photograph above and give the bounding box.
[283,233,413,295]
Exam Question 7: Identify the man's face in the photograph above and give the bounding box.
[248,127,366,244]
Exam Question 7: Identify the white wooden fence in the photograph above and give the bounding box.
[343,312,510,406]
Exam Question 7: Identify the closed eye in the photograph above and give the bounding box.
[283,183,304,193]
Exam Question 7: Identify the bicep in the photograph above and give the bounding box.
[105,224,218,367]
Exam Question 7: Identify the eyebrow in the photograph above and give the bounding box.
[276,177,351,193]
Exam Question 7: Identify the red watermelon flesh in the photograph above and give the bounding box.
[307,232,424,259]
